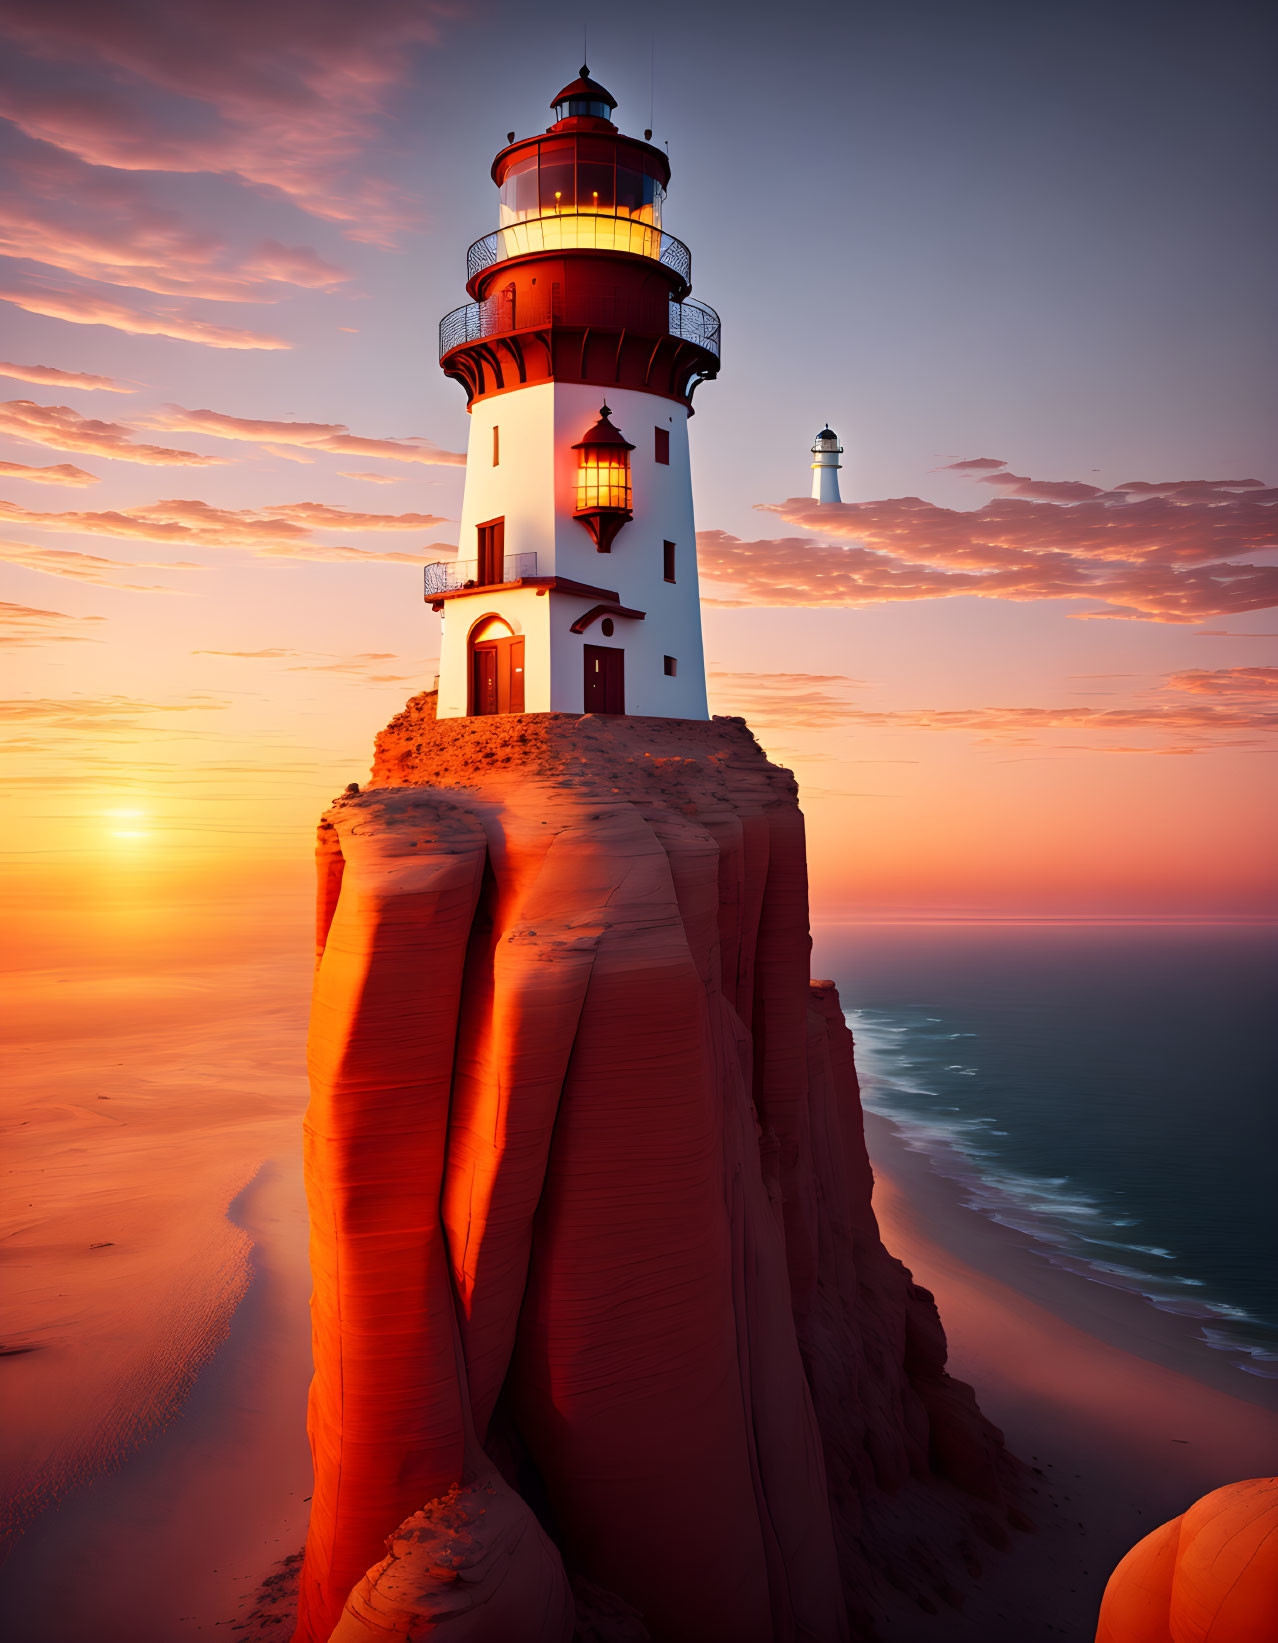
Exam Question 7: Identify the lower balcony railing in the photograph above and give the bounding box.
[424,552,537,596]
[439,294,720,361]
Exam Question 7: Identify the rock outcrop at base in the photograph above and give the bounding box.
[293,702,1023,1643]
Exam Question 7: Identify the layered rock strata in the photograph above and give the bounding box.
[293,701,1022,1643]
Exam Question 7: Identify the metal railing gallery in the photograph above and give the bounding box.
[423,552,538,596]
[438,294,721,362]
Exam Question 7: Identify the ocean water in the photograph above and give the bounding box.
[810,923,1278,1383]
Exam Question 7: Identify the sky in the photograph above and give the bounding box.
[2,0,1276,927]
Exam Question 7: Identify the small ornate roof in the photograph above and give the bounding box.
[573,404,635,451]
[551,65,617,110]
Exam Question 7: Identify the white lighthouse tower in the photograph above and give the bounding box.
[810,426,843,503]
[427,67,721,720]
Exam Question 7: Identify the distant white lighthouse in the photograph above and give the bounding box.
[810,425,843,503]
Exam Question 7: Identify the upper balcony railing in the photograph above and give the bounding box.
[439,293,720,363]
[467,213,692,288]
[424,552,538,597]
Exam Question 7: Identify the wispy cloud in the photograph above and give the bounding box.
[0,143,351,301]
[0,598,105,645]
[709,668,1278,754]
[709,670,869,729]
[0,693,228,734]
[0,456,97,485]
[146,404,465,465]
[1165,666,1278,699]
[0,283,291,349]
[0,536,199,589]
[0,494,445,552]
[0,360,133,392]
[0,398,224,465]
[0,1,449,242]
[338,470,409,484]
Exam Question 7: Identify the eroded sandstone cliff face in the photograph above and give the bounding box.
[293,702,1023,1643]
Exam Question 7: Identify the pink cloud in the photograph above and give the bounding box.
[0,495,447,561]
[338,471,408,484]
[147,404,465,465]
[0,283,291,349]
[0,536,198,588]
[0,1,448,241]
[0,360,132,392]
[0,399,223,465]
[978,471,1108,502]
[0,456,97,485]
[940,458,1007,472]
[0,143,351,301]
[1164,666,1278,699]
[701,468,1278,622]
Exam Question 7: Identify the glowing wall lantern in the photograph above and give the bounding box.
[573,404,634,552]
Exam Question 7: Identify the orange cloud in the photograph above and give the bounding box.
[338,471,408,484]
[0,496,447,561]
[0,284,291,349]
[146,404,465,465]
[0,399,223,465]
[0,457,97,485]
[0,598,105,645]
[0,536,200,589]
[1165,667,1278,698]
[708,669,1278,754]
[0,2,444,242]
[708,671,868,729]
[0,360,132,392]
[0,694,228,734]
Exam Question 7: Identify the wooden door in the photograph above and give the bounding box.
[583,644,624,714]
[472,644,499,714]
[471,636,524,715]
[477,518,505,586]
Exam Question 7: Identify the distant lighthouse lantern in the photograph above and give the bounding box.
[573,404,634,552]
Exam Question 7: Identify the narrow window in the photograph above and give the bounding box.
[492,425,500,466]
[477,517,505,585]
[663,540,676,583]
[664,655,677,677]
[655,426,670,465]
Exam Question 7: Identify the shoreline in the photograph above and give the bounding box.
[863,1104,1278,1639]
[0,1158,314,1643]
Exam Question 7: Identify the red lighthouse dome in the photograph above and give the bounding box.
[438,68,720,409]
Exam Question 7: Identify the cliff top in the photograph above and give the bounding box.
[365,695,800,814]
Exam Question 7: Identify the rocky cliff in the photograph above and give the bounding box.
[292,701,1023,1643]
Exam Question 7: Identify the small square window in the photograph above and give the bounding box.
[655,427,670,465]
[492,425,500,466]
[663,540,676,582]
[664,655,677,677]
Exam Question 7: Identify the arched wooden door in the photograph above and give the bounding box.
[469,616,525,715]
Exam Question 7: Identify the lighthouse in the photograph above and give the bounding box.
[810,426,843,503]
[428,66,721,719]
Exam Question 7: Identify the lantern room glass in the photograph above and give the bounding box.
[499,139,664,233]
[575,446,632,515]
